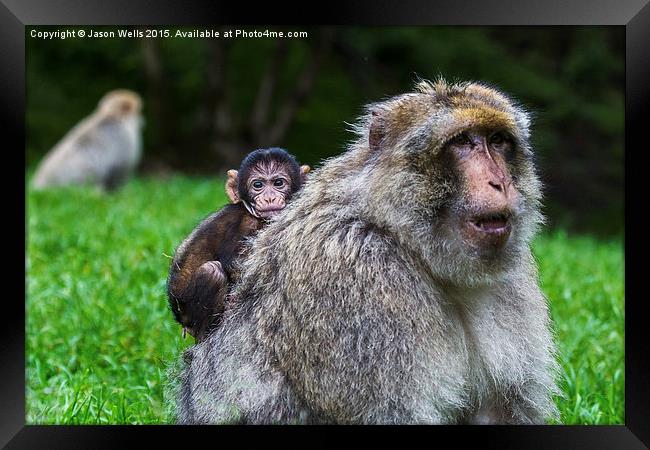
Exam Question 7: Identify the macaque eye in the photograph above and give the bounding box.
[490,132,506,145]
[450,133,470,146]
[273,179,285,188]
[253,181,263,189]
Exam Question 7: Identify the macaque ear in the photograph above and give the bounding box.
[300,165,311,184]
[225,170,240,203]
[368,110,386,152]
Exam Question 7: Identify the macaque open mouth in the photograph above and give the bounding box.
[469,212,512,235]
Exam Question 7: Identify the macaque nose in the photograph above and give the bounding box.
[263,196,281,206]
[259,193,286,209]
[487,175,518,205]
[488,179,505,193]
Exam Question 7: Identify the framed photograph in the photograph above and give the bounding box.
[4,0,647,447]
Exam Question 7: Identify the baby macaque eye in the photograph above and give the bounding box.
[274,179,285,188]
[253,181,263,189]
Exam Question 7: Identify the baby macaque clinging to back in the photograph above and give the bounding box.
[32,89,143,191]
[167,148,310,342]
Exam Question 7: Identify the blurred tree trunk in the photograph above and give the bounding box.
[201,28,334,172]
[140,29,334,174]
[249,40,290,145]
[203,37,244,171]
[259,28,334,147]
[140,37,177,171]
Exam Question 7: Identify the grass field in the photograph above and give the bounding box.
[26,176,624,424]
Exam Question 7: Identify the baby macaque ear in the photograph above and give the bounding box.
[300,165,311,184]
[225,170,240,203]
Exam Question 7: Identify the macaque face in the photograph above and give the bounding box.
[446,127,522,258]
[246,162,293,219]
[226,148,310,220]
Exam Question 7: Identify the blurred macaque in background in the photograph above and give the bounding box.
[32,89,143,192]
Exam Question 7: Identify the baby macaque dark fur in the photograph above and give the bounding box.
[167,148,309,341]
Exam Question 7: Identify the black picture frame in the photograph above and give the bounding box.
[4,0,648,447]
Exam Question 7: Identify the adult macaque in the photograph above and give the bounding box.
[167,148,309,342]
[176,79,558,424]
[32,89,143,191]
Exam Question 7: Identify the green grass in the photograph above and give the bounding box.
[535,231,624,424]
[26,176,624,424]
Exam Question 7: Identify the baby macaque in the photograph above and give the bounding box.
[167,148,309,341]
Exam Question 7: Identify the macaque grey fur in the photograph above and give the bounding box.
[176,79,559,424]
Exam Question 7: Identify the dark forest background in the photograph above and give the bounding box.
[26,26,624,235]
